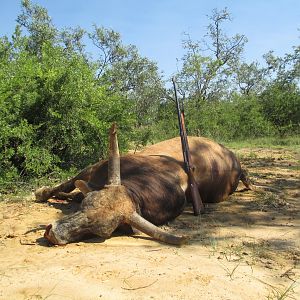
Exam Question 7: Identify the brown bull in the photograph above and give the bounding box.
[37,124,252,245]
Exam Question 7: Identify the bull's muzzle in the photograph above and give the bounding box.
[44,224,64,245]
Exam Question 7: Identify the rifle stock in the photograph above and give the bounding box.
[188,170,204,214]
[172,78,204,215]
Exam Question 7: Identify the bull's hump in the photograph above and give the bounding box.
[140,136,238,177]
[140,136,226,160]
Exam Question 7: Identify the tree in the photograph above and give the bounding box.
[60,26,86,57]
[233,61,267,95]
[16,0,58,56]
[176,8,247,101]
[89,25,165,138]
[261,40,300,136]
[264,45,300,85]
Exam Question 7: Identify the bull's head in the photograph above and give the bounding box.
[44,124,186,246]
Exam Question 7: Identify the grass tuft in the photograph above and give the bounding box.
[267,281,298,300]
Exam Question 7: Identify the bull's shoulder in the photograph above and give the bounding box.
[118,154,186,225]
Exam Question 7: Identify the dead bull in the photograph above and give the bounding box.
[38,124,252,245]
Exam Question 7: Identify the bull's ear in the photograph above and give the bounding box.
[74,180,92,196]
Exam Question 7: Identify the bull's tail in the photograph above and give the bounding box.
[240,168,282,194]
[240,168,253,190]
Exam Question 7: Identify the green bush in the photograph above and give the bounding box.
[0,40,136,185]
[182,95,275,142]
[259,82,300,136]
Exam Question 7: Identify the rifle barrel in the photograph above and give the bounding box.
[172,77,204,215]
[172,78,188,170]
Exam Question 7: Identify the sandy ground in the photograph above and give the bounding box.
[0,147,299,300]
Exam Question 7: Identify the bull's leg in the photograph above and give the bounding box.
[55,191,84,202]
[35,163,98,202]
[35,179,76,202]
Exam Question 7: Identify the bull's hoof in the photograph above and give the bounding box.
[35,186,52,202]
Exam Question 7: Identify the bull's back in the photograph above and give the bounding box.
[141,137,242,203]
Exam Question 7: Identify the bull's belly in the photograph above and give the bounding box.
[195,175,240,203]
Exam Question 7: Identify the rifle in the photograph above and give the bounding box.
[172,77,204,215]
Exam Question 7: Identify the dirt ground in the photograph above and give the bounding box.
[0,147,299,300]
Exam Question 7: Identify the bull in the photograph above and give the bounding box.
[37,124,252,246]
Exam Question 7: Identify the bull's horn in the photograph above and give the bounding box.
[127,212,188,246]
[107,123,121,185]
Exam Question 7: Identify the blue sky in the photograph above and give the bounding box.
[1,0,299,77]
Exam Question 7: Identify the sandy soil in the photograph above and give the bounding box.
[0,147,299,300]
